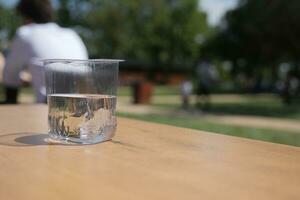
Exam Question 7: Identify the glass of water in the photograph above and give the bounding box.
[43,59,122,144]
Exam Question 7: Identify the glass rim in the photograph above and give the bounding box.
[42,58,124,64]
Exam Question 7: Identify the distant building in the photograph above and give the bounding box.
[119,60,189,85]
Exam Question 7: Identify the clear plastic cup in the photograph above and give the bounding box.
[43,59,122,144]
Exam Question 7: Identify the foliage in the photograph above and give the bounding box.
[203,0,300,73]
[0,0,209,79]
[0,4,21,46]
[55,0,209,70]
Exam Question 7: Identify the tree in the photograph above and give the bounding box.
[56,0,209,75]
[0,0,210,76]
[0,4,21,47]
[203,0,300,77]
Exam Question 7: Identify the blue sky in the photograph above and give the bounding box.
[0,0,238,26]
[201,0,238,26]
[0,0,18,6]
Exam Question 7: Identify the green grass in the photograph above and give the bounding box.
[153,101,300,120]
[118,112,300,147]
[117,86,131,96]
[152,96,300,120]
[153,85,179,95]
[117,85,179,96]
[209,101,300,119]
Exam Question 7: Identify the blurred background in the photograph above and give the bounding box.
[0,0,299,146]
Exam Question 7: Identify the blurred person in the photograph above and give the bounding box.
[1,0,88,104]
[195,59,219,109]
[180,79,193,109]
[282,70,299,105]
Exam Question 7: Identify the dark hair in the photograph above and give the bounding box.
[16,0,53,23]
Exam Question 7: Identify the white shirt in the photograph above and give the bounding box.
[3,22,88,103]
[181,80,193,96]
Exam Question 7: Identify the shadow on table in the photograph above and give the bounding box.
[0,132,48,146]
[0,130,141,147]
[0,132,120,146]
[0,132,87,146]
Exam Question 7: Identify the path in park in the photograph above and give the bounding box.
[117,96,300,133]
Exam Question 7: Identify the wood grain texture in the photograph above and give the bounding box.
[0,105,300,200]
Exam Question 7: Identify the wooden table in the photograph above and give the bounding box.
[0,105,300,200]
